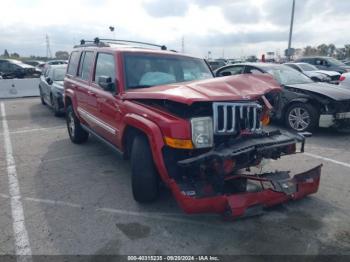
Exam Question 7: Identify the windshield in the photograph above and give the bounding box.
[124,54,213,89]
[299,63,318,71]
[266,65,313,85]
[326,57,346,66]
[53,68,66,81]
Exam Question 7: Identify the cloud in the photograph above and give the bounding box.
[143,0,189,17]
[0,0,350,58]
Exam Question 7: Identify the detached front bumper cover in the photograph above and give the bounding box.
[170,164,322,219]
[224,164,322,219]
[169,130,322,220]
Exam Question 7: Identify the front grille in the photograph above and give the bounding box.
[331,75,340,81]
[213,102,262,135]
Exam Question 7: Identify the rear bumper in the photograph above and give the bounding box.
[169,165,322,219]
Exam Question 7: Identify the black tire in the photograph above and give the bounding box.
[66,105,89,144]
[285,103,319,132]
[131,135,159,203]
[39,86,46,105]
[51,95,61,117]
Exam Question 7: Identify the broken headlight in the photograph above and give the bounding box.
[191,117,213,148]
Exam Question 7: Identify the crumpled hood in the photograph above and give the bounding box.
[287,82,350,101]
[313,70,340,77]
[123,74,281,105]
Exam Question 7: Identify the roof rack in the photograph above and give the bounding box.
[75,37,167,50]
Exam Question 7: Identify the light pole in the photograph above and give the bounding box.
[287,0,295,61]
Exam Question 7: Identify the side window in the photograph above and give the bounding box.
[67,51,81,76]
[289,64,301,72]
[94,53,116,90]
[315,59,322,66]
[78,51,94,81]
[245,66,264,74]
[217,66,244,76]
[0,62,9,71]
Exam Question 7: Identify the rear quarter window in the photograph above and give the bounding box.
[67,51,81,76]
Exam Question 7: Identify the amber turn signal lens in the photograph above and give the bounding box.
[164,137,194,149]
[261,114,270,126]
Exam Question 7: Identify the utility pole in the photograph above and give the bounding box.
[46,34,52,59]
[287,0,295,61]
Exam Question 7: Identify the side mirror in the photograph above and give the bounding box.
[98,76,116,92]
[46,77,53,85]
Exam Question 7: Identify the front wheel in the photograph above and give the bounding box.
[51,95,62,117]
[131,135,159,203]
[39,86,46,105]
[285,103,319,132]
[66,105,89,144]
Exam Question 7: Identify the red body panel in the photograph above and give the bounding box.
[123,74,281,105]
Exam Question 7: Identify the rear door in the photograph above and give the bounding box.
[89,52,121,146]
[74,51,96,129]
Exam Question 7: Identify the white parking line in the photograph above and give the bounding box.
[1,102,32,261]
[304,152,350,169]
[0,194,223,229]
[8,126,66,134]
[0,126,65,135]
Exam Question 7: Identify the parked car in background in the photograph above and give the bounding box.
[0,59,41,79]
[284,62,340,83]
[207,59,227,71]
[207,59,226,71]
[23,60,45,68]
[39,64,67,116]
[227,59,244,64]
[339,72,350,89]
[215,63,350,132]
[296,56,350,74]
[41,60,68,75]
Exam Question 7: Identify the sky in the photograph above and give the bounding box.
[0,0,349,59]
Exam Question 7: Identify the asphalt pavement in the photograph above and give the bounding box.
[0,97,349,258]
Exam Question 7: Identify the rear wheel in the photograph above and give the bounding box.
[131,134,159,203]
[285,103,318,132]
[66,105,89,144]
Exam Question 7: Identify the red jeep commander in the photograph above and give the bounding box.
[64,38,321,219]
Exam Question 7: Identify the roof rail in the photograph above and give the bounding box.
[76,37,167,50]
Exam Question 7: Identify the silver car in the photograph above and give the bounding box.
[285,62,340,83]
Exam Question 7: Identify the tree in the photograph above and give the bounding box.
[317,44,328,56]
[345,44,350,58]
[3,49,9,58]
[303,46,317,56]
[10,53,20,58]
[55,51,69,60]
[327,44,336,56]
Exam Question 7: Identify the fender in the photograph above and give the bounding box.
[64,89,79,115]
[123,113,171,184]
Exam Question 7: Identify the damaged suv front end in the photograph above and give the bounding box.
[124,74,322,219]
